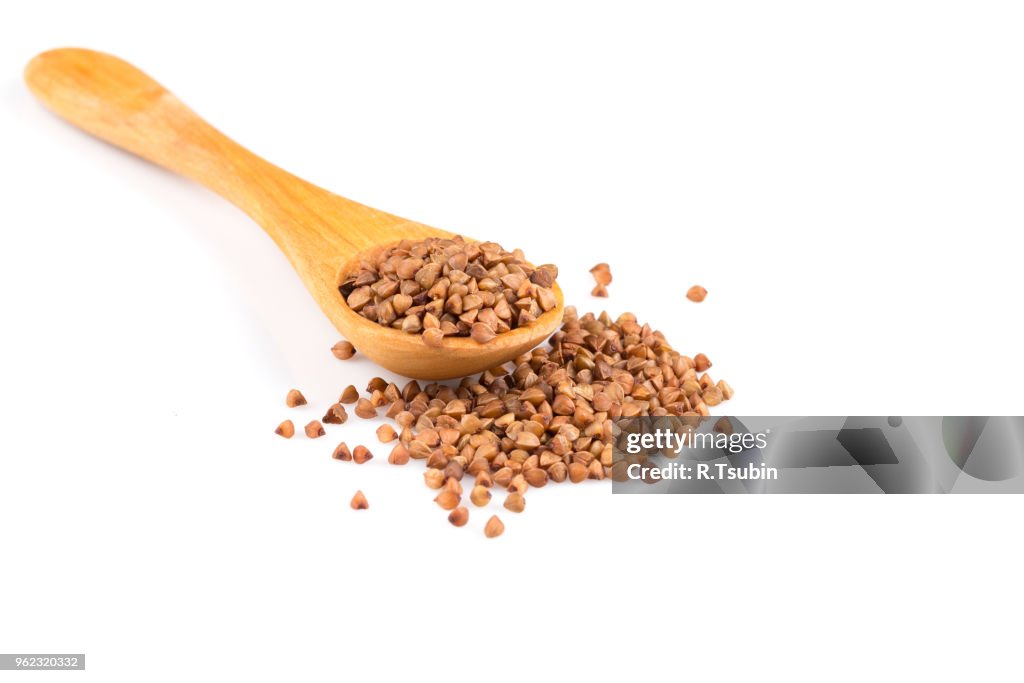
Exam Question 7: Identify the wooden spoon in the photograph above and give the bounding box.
[24,48,564,380]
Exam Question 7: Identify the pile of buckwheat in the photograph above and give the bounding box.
[338,236,559,346]
[277,300,732,539]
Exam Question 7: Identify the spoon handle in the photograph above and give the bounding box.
[24,48,411,292]
[25,49,304,217]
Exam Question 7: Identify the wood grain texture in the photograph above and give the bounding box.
[24,48,563,379]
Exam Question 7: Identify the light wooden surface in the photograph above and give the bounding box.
[24,48,563,379]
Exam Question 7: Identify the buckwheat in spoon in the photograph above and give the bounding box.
[25,48,564,379]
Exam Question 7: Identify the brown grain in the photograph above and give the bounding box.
[331,341,356,359]
[323,403,348,424]
[434,490,460,510]
[422,327,445,348]
[355,398,377,419]
[353,445,373,464]
[274,420,294,438]
[448,506,469,527]
[424,468,445,489]
[470,322,496,344]
[718,380,734,400]
[376,424,397,443]
[388,443,410,465]
[589,263,612,285]
[484,515,505,538]
[503,492,525,513]
[686,285,707,302]
[286,389,307,408]
[470,485,492,507]
[444,477,463,496]
[350,490,369,510]
[332,442,352,461]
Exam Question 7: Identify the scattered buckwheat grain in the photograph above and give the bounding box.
[376,424,397,443]
[353,445,373,464]
[484,515,505,538]
[448,507,469,527]
[503,492,525,513]
[434,490,460,510]
[686,285,707,302]
[323,403,348,424]
[355,398,377,419]
[470,485,492,507]
[331,341,356,360]
[332,442,352,461]
[388,443,410,465]
[424,468,445,489]
[590,263,612,284]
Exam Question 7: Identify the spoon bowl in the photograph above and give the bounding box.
[24,48,564,379]
[332,241,564,379]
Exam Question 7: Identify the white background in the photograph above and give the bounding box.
[1,1,1022,681]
